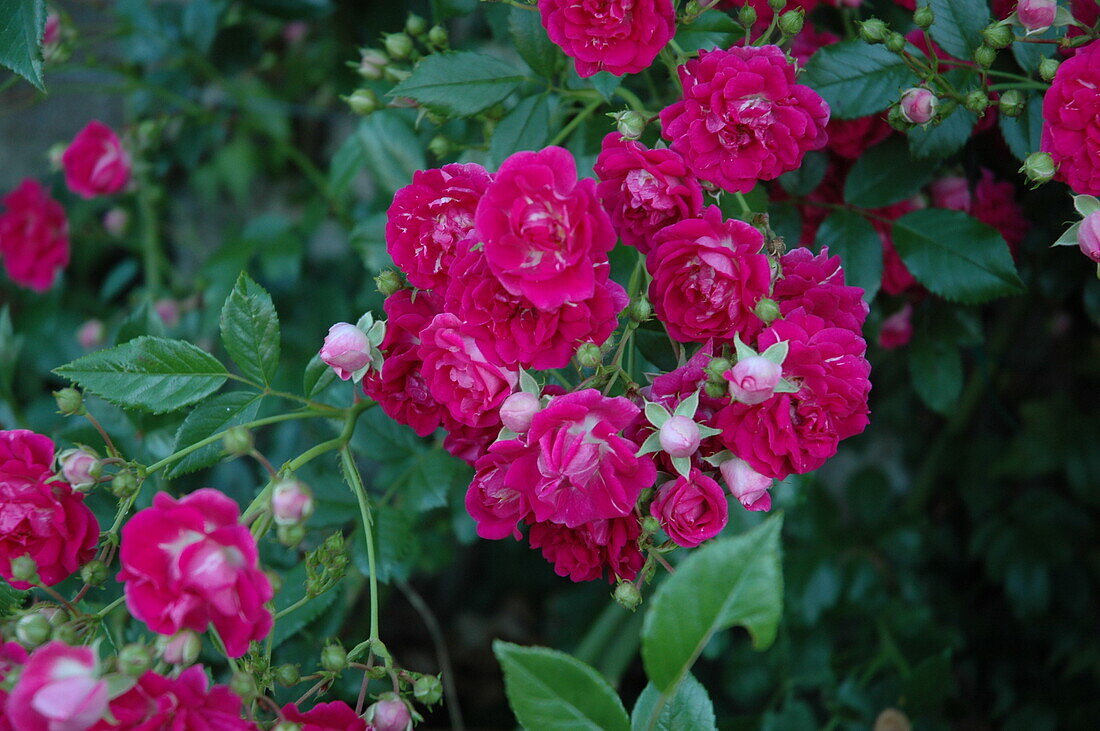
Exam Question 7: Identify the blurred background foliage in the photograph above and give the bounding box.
[2,0,1100,728]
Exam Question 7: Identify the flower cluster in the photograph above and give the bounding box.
[1041,40,1100,196]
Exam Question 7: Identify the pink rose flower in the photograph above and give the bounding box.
[878,303,914,349]
[930,169,1029,252]
[1017,0,1057,33]
[725,355,782,405]
[158,630,201,666]
[1078,210,1100,262]
[0,641,28,722]
[593,133,704,254]
[465,440,533,541]
[282,701,368,731]
[527,515,645,583]
[0,430,98,590]
[715,308,871,479]
[42,13,61,47]
[367,695,412,731]
[538,0,675,78]
[719,456,774,511]
[659,45,830,193]
[774,247,868,333]
[650,470,729,548]
[5,642,109,731]
[445,238,626,370]
[499,391,541,433]
[646,206,772,343]
[117,489,273,658]
[386,163,491,290]
[476,147,616,310]
[1041,40,1100,194]
[91,666,254,730]
[418,313,518,429]
[509,389,656,527]
[61,121,131,199]
[0,179,70,292]
[826,115,892,159]
[363,290,447,437]
[320,322,371,381]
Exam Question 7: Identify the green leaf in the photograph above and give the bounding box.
[907,106,977,159]
[892,209,1024,303]
[928,0,989,60]
[351,504,421,584]
[490,95,553,167]
[356,112,426,196]
[814,209,883,301]
[54,337,228,414]
[0,583,25,620]
[390,51,524,117]
[641,515,784,693]
[494,640,631,731]
[631,674,717,731]
[0,305,22,399]
[0,0,46,90]
[778,151,828,197]
[115,302,166,345]
[844,138,938,208]
[220,272,280,387]
[908,333,962,415]
[803,42,915,120]
[589,71,622,101]
[164,391,263,478]
[303,353,337,397]
[674,10,743,52]
[509,5,562,78]
[328,132,368,198]
[998,94,1044,162]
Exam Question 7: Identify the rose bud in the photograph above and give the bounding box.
[878,304,914,350]
[499,391,540,434]
[367,694,413,731]
[5,641,109,731]
[102,207,129,237]
[1078,211,1100,263]
[76,319,104,350]
[719,456,774,512]
[158,630,201,666]
[724,356,782,405]
[61,121,131,199]
[1017,0,1057,34]
[57,447,101,491]
[320,322,371,380]
[271,479,314,526]
[658,415,702,458]
[649,470,729,548]
[899,87,937,124]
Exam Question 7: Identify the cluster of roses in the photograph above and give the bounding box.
[319,40,874,584]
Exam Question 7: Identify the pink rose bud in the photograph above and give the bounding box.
[159,630,202,666]
[320,322,371,381]
[282,21,309,45]
[928,176,971,211]
[658,415,702,458]
[499,391,540,433]
[1079,211,1100,263]
[102,207,129,237]
[76,319,104,350]
[61,121,132,199]
[1017,0,1057,33]
[899,87,937,124]
[271,479,314,526]
[154,298,181,329]
[6,641,109,731]
[43,13,61,47]
[878,304,914,350]
[724,356,782,405]
[719,456,773,512]
[367,694,412,731]
[58,448,100,491]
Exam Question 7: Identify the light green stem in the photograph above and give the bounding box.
[341,447,380,645]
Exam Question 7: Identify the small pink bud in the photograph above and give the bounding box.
[271,479,314,526]
[1017,0,1057,33]
[159,630,201,666]
[368,694,412,731]
[154,299,181,329]
[499,391,540,433]
[76,319,104,350]
[42,13,61,47]
[282,21,309,45]
[899,87,937,124]
[719,457,773,512]
[57,448,100,490]
[724,356,782,405]
[102,207,129,237]
[1079,211,1100,263]
[659,415,702,458]
[320,322,371,380]
[878,304,914,350]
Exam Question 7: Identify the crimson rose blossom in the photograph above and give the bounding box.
[538,0,675,78]
[528,515,645,582]
[476,147,616,310]
[646,206,772,343]
[117,489,273,658]
[0,179,70,292]
[716,308,871,479]
[5,641,109,731]
[465,440,533,541]
[386,163,491,290]
[0,429,98,590]
[61,121,131,199]
[650,470,729,548]
[442,413,502,466]
[90,666,255,730]
[660,45,830,193]
[774,247,868,333]
[593,133,703,254]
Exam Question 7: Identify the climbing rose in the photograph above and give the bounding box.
[537,0,676,78]
[649,470,729,548]
[441,413,501,466]
[476,147,616,309]
[5,642,109,731]
[593,133,703,254]
[774,247,868,333]
[0,429,98,590]
[386,163,491,290]
[0,179,70,292]
[646,206,772,343]
[117,489,273,658]
[61,121,131,199]
[91,666,254,730]
[1041,40,1100,195]
[659,45,830,193]
[527,515,645,582]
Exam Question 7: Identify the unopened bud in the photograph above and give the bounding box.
[53,387,85,415]
[899,87,937,124]
[754,297,781,324]
[768,0,786,11]
[576,343,602,369]
[358,48,387,79]
[58,447,100,491]
[778,9,804,36]
[627,298,652,323]
[704,381,728,399]
[914,6,934,29]
[346,88,379,116]
[272,479,314,526]
[321,643,348,672]
[1020,151,1056,185]
[428,135,452,159]
[102,208,129,238]
[118,644,154,676]
[273,724,303,731]
[999,89,1025,117]
[80,559,107,586]
[384,33,414,60]
[413,674,443,705]
[10,555,38,584]
[612,110,646,140]
[613,581,643,611]
[737,4,758,27]
[405,13,427,36]
[659,416,701,458]
[704,357,733,382]
[111,471,139,499]
[964,89,990,114]
[500,391,540,433]
[641,515,661,535]
[367,694,412,731]
[277,524,307,547]
[1017,0,1057,34]
[275,663,301,686]
[222,427,253,457]
[230,672,259,701]
[887,104,913,132]
[1039,57,1059,81]
[859,18,889,43]
[982,22,1014,49]
[973,45,996,68]
[427,25,449,48]
[15,613,51,647]
[375,269,404,296]
[884,32,906,53]
[53,623,81,645]
[160,630,202,665]
[320,322,372,381]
